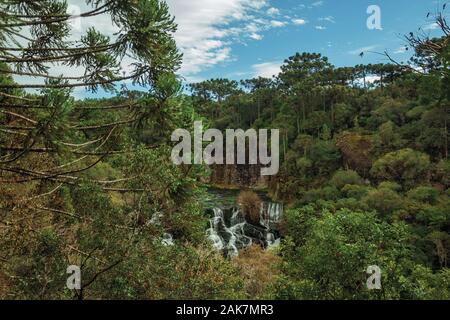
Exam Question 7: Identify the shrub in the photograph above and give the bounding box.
[407,186,440,204]
[342,184,373,199]
[275,208,421,300]
[436,160,450,188]
[363,187,403,218]
[101,245,246,300]
[232,245,281,299]
[300,186,341,205]
[309,141,341,176]
[334,198,369,211]
[330,170,363,189]
[370,148,431,190]
[237,191,262,225]
[378,181,402,191]
[336,132,373,176]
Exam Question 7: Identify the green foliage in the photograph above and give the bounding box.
[308,186,340,202]
[407,187,439,204]
[398,265,450,300]
[378,181,403,192]
[436,159,450,188]
[10,229,68,299]
[276,207,449,300]
[370,149,431,190]
[309,141,341,176]
[330,170,364,189]
[362,187,403,219]
[90,245,245,300]
[1,4,449,301]
[342,184,373,199]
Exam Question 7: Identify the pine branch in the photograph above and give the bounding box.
[0,1,113,28]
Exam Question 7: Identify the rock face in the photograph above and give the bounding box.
[208,164,269,189]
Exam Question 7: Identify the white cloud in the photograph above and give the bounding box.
[424,22,439,30]
[252,61,281,78]
[183,74,207,84]
[348,45,378,55]
[270,20,286,27]
[292,18,307,25]
[267,7,280,16]
[12,0,291,86]
[319,16,335,23]
[315,25,326,30]
[311,1,324,7]
[354,75,380,87]
[164,0,284,77]
[250,33,264,40]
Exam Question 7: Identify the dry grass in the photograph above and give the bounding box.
[237,191,262,225]
[232,245,281,299]
[0,268,11,299]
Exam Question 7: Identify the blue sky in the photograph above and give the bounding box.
[164,0,446,83]
[27,0,445,99]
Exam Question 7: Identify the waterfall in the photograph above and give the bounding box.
[230,206,244,225]
[206,201,283,257]
[206,208,226,250]
[161,233,174,246]
[260,202,283,230]
[206,208,251,257]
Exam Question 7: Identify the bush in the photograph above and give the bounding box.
[342,184,373,199]
[399,265,450,300]
[436,160,450,188]
[98,245,246,300]
[330,170,364,189]
[237,191,262,225]
[378,181,402,192]
[276,208,422,300]
[407,186,440,204]
[336,132,373,176]
[300,186,341,205]
[370,148,431,190]
[309,141,341,176]
[363,187,403,218]
[232,245,281,299]
[334,198,369,211]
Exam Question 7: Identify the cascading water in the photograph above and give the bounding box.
[206,200,283,257]
[260,202,283,230]
[206,208,226,251]
[150,189,283,254]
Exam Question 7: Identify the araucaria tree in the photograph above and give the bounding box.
[0,0,245,300]
[0,0,181,181]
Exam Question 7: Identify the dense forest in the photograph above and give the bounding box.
[0,0,449,300]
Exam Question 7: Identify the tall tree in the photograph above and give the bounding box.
[0,0,182,186]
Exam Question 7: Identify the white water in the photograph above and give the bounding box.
[206,202,283,257]
[161,233,174,246]
[260,202,283,230]
[151,196,283,254]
